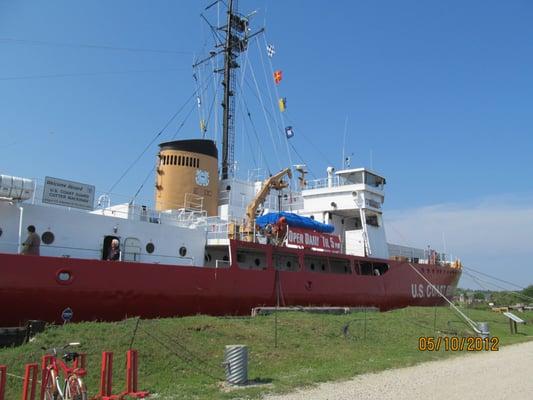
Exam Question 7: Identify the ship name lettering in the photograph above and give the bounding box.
[304,233,319,247]
[411,284,424,298]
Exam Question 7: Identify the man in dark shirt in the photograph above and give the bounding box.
[21,225,40,255]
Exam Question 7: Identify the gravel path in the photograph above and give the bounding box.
[264,340,533,400]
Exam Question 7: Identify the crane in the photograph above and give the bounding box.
[242,167,292,242]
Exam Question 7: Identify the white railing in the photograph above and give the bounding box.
[305,176,345,190]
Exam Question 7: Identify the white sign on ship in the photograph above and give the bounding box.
[42,176,95,210]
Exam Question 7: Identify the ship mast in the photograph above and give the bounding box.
[196,1,263,180]
[221,0,236,180]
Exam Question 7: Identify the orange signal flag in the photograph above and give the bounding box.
[273,70,283,84]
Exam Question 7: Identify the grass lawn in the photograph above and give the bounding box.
[1,306,532,399]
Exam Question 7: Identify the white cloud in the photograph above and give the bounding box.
[385,194,533,289]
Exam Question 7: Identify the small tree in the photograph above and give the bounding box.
[473,292,485,301]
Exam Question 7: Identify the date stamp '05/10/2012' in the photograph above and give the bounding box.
[418,336,499,352]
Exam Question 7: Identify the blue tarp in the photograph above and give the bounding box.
[255,212,335,233]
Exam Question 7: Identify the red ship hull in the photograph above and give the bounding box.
[0,240,461,327]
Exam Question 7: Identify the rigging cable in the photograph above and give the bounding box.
[407,263,481,334]
[259,36,293,171]
[244,42,283,171]
[236,47,260,171]
[129,100,199,205]
[0,37,193,55]
[255,37,284,150]
[283,110,336,168]
[236,82,273,174]
[461,265,525,291]
[107,74,212,195]
[243,63,337,173]
[0,68,188,81]
[461,268,533,303]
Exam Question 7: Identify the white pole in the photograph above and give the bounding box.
[342,115,348,169]
[17,206,24,254]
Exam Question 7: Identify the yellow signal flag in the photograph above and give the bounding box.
[278,97,286,112]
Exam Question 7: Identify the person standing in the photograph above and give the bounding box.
[106,238,120,261]
[21,225,40,255]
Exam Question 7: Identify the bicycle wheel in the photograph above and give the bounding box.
[65,375,87,400]
[43,368,60,400]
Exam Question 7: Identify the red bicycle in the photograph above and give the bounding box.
[41,342,87,400]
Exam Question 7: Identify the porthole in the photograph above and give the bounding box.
[179,246,187,257]
[0,227,3,238]
[146,242,155,254]
[58,271,71,281]
[254,258,261,266]
[41,231,55,245]
[56,269,74,285]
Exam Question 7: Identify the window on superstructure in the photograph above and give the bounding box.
[359,261,373,275]
[364,172,385,188]
[372,262,389,275]
[304,256,328,273]
[366,215,379,227]
[173,155,177,165]
[329,258,351,274]
[237,250,267,270]
[274,253,300,272]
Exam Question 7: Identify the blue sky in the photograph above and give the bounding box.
[1,1,532,288]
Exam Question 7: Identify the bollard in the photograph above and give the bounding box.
[21,363,38,400]
[0,365,6,400]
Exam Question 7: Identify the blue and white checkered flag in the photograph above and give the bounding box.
[266,43,275,58]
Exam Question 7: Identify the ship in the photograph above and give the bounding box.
[0,1,461,327]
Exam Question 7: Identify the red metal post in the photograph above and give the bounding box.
[98,352,113,397]
[21,363,38,400]
[39,355,53,400]
[123,350,149,398]
[126,349,137,392]
[0,365,6,400]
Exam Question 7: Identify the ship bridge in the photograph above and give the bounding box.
[299,167,388,259]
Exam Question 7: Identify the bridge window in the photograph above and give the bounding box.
[365,172,385,188]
